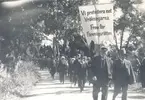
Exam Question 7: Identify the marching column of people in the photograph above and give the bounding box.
[44,45,145,100]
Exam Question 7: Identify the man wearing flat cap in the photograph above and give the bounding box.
[91,45,112,100]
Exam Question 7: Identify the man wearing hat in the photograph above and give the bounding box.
[112,49,135,100]
[91,45,112,100]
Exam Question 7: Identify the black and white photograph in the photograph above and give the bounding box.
[0,0,145,100]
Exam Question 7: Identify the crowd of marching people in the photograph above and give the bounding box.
[40,45,145,100]
[48,53,91,92]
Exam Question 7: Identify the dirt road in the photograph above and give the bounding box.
[22,70,145,100]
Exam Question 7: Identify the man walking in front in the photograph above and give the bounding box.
[91,46,112,100]
[112,50,135,100]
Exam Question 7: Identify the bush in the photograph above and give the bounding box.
[0,60,40,100]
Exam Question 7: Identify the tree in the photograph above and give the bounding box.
[1,0,145,62]
[113,0,145,55]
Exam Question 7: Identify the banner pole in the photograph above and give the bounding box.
[92,0,100,54]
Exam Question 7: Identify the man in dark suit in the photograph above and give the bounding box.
[91,46,112,100]
[112,50,135,100]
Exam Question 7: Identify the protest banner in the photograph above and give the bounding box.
[79,3,113,46]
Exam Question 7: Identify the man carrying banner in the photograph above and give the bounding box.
[91,46,112,100]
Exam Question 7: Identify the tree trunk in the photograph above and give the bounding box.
[120,28,125,50]
[114,32,120,54]
[125,34,133,52]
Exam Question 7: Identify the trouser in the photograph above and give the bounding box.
[51,72,55,79]
[88,71,93,85]
[73,74,78,85]
[93,81,108,100]
[50,70,55,79]
[59,72,65,83]
[78,77,86,92]
[112,83,128,100]
[69,73,73,82]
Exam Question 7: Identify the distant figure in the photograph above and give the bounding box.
[77,56,87,92]
[112,50,135,100]
[68,58,75,83]
[73,54,81,86]
[86,57,93,85]
[49,58,56,79]
[58,56,68,84]
[140,57,145,88]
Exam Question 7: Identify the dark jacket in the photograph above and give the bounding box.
[73,59,86,79]
[91,55,112,83]
[73,59,81,75]
[113,58,135,85]
[78,60,87,79]
[58,60,68,73]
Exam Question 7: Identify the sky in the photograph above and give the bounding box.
[2,0,145,10]
[1,0,31,8]
[41,34,53,46]
[137,0,145,12]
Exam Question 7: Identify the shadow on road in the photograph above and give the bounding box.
[34,85,92,90]
[128,95,145,99]
[36,82,71,86]
[21,90,90,98]
[22,88,116,98]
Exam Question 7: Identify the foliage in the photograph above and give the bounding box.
[1,0,145,60]
[113,0,145,56]
[0,61,40,100]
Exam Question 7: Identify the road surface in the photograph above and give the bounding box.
[22,70,145,100]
